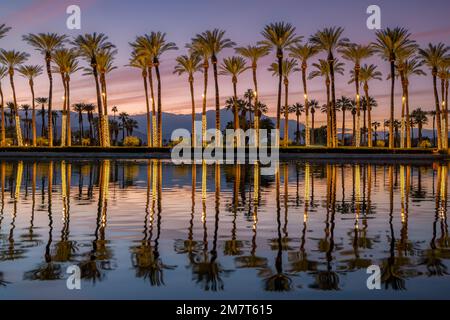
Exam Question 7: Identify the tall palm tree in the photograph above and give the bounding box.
[340,44,374,147]
[17,65,43,147]
[52,49,80,146]
[438,57,450,149]
[419,43,450,150]
[23,33,67,147]
[128,53,152,147]
[290,103,304,145]
[35,97,48,137]
[194,30,235,137]
[174,54,202,148]
[235,45,270,146]
[0,50,29,146]
[351,64,382,147]
[268,59,299,146]
[133,32,177,147]
[411,108,428,144]
[289,43,319,146]
[220,56,249,144]
[72,33,115,146]
[72,103,85,144]
[309,59,344,147]
[336,96,353,146]
[0,66,7,146]
[373,27,416,149]
[260,22,302,146]
[310,27,349,147]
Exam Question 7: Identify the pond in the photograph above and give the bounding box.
[0,159,448,299]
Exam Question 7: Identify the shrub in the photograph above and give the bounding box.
[419,140,432,148]
[5,138,14,146]
[82,138,91,146]
[36,137,49,146]
[376,140,385,147]
[123,136,141,146]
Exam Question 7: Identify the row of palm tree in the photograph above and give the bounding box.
[0,23,449,149]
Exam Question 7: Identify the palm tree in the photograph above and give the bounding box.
[23,33,67,147]
[340,44,374,147]
[35,97,48,137]
[111,106,118,121]
[220,56,249,144]
[372,121,381,144]
[235,45,270,146]
[0,24,11,40]
[125,118,138,136]
[17,65,43,146]
[428,110,437,146]
[0,50,29,146]
[132,32,177,147]
[51,111,58,141]
[52,49,80,146]
[289,43,319,147]
[336,96,353,146]
[194,30,234,137]
[72,33,115,146]
[119,112,129,141]
[268,59,299,147]
[309,59,344,147]
[310,27,350,147]
[260,22,302,146]
[309,99,320,144]
[290,103,304,145]
[72,103,85,144]
[438,58,450,149]
[128,53,152,147]
[351,64,382,147]
[174,54,202,147]
[411,108,428,144]
[0,66,8,146]
[83,103,96,143]
[351,105,357,145]
[20,104,31,142]
[373,27,416,149]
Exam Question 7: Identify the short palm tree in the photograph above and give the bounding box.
[260,22,302,146]
[20,104,31,141]
[23,33,67,146]
[411,108,428,144]
[372,121,381,144]
[220,56,249,144]
[83,103,96,142]
[268,59,299,147]
[128,53,152,147]
[0,50,29,146]
[290,103,304,145]
[35,97,48,137]
[309,59,344,147]
[310,27,349,147]
[289,43,319,146]
[351,64,382,147]
[235,44,270,146]
[373,27,416,149]
[17,65,43,146]
[340,44,375,147]
[194,30,235,135]
[428,110,437,146]
[72,103,85,144]
[174,54,202,147]
[0,66,7,145]
[72,33,115,146]
[336,96,353,146]
[309,99,320,144]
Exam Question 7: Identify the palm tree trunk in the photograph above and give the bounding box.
[296,113,300,145]
[143,71,151,148]
[212,54,220,141]
[445,79,449,148]
[9,73,23,146]
[46,54,53,147]
[233,79,240,146]
[405,82,411,148]
[326,79,331,147]
[283,79,289,147]
[418,123,423,143]
[365,83,372,147]
[302,63,310,147]
[389,60,395,149]
[252,66,259,148]
[276,49,283,147]
[60,73,67,147]
[0,82,5,146]
[342,109,346,146]
[352,113,356,146]
[201,61,208,148]
[66,77,71,147]
[154,60,162,147]
[100,75,110,147]
[189,77,196,148]
[148,66,157,148]
[78,111,82,144]
[355,66,361,147]
[92,59,104,147]
[29,80,37,147]
[441,78,448,149]
[433,69,443,149]
[41,104,45,137]
[328,53,337,147]
[311,112,315,145]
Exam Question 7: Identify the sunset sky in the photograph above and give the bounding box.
[1,0,450,127]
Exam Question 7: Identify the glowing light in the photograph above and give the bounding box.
[402,96,406,103]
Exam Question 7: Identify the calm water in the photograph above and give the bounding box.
[0,159,449,300]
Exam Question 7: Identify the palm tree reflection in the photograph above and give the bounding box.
[225,165,244,256]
